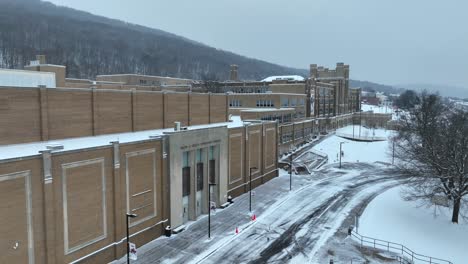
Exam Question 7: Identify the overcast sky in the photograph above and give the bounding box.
[48,0,468,90]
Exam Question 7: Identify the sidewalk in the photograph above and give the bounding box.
[112,169,318,264]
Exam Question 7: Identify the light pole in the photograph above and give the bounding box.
[249,167,257,212]
[359,110,362,138]
[339,142,346,168]
[289,154,294,191]
[126,213,138,264]
[208,182,216,238]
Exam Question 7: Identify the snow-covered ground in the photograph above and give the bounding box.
[359,186,468,264]
[362,103,394,114]
[313,126,395,164]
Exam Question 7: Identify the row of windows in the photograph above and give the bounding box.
[223,87,269,93]
[281,97,306,107]
[229,99,242,107]
[281,128,317,143]
[256,99,274,107]
[260,113,293,123]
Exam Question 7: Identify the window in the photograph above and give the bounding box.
[295,129,303,139]
[281,97,289,107]
[196,149,204,191]
[139,79,147,85]
[183,151,190,167]
[196,149,203,163]
[281,132,293,143]
[291,98,297,106]
[182,151,191,197]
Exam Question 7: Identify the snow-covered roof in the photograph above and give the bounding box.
[261,75,305,82]
[0,68,56,88]
[0,116,247,161]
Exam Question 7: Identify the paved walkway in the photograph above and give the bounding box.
[113,169,316,264]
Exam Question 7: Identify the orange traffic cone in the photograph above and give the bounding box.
[235,227,239,234]
[251,214,256,221]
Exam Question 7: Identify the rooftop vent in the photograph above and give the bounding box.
[46,143,64,151]
[174,121,181,131]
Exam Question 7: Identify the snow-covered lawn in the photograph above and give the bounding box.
[313,126,395,164]
[359,186,468,263]
[362,103,394,114]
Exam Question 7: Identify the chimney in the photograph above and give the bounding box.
[174,121,181,131]
[36,55,46,65]
[230,64,238,81]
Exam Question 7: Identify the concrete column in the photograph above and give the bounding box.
[92,88,98,135]
[260,124,265,184]
[188,93,192,126]
[110,141,125,258]
[39,87,49,141]
[225,93,229,122]
[243,124,249,193]
[40,150,56,264]
[208,93,212,124]
[189,149,196,221]
[131,89,137,132]
[163,92,168,128]
[161,136,170,223]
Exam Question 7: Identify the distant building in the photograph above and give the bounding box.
[0,68,56,88]
[228,93,307,123]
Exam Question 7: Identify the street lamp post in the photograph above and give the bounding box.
[126,213,138,264]
[208,182,216,238]
[249,167,257,212]
[339,142,346,168]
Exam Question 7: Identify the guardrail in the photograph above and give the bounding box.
[350,230,453,264]
[336,132,387,142]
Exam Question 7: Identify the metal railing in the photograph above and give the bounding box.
[335,132,387,142]
[350,230,453,264]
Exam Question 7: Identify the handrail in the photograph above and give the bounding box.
[350,230,453,264]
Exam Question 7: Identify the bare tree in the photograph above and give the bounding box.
[394,92,468,223]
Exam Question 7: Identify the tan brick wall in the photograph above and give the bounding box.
[0,87,41,144]
[51,147,115,263]
[210,94,228,123]
[95,90,133,135]
[0,87,229,145]
[165,93,189,127]
[190,93,210,125]
[47,89,93,139]
[134,91,164,131]
[0,157,46,264]
[119,141,165,235]
[269,83,306,94]
[264,123,277,172]
[228,127,245,191]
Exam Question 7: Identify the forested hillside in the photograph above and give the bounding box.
[0,0,307,80]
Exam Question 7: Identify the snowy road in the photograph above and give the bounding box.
[190,163,402,264]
